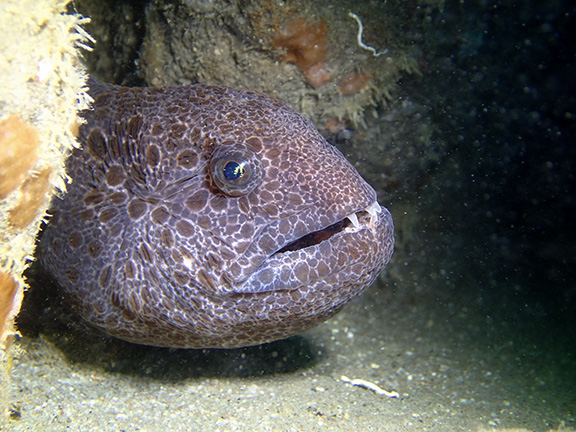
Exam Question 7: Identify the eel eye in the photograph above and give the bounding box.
[223,160,246,180]
[209,147,261,196]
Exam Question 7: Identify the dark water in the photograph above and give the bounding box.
[407,1,576,425]
[424,0,576,316]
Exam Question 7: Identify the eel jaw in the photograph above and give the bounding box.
[234,200,387,294]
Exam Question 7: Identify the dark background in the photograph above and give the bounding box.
[424,0,576,322]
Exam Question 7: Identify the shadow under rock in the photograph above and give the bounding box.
[18,261,318,381]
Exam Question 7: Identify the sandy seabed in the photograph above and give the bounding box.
[5,267,575,431]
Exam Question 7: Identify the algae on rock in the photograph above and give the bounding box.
[0,0,91,410]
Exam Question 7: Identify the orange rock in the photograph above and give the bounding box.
[324,117,349,134]
[0,272,18,340]
[303,63,332,88]
[0,115,40,199]
[271,18,329,71]
[338,71,372,95]
[8,168,52,229]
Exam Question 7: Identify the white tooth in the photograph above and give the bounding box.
[347,212,360,228]
[366,201,381,224]
[366,201,382,215]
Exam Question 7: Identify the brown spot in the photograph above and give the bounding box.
[258,234,276,251]
[87,241,103,259]
[127,198,148,220]
[151,123,164,136]
[109,223,123,238]
[185,190,208,212]
[171,249,183,264]
[189,128,201,144]
[99,207,118,223]
[127,115,143,138]
[66,268,79,283]
[109,290,122,309]
[7,169,52,229]
[317,261,330,277]
[0,115,39,199]
[128,291,142,313]
[109,191,127,204]
[79,209,95,221]
[83,189,106,206]
[176,220,195,237]
[127,292,142,315]
[105,165,125,186]
[240,223,254,237]
[237,197,250,215]
[170,122,187,137]
[98,265,113,288]
[86,129,108,160]
[257,268,275,285]
[289,290,303,302]
[125,260,136,279]
[161,228,174,248]
[146,144,161,167]
[147,268,161,286]
[245,136,263,152]
[266,147,281,160]
[294,262,310,283]
[107,135,122,159]
[151,206,170,224]
[206,252,223,269]
[177,149,198,169]
[259,189,273,202]
[278,219,291,235]
[121,307,137,322]
[129,163,147,185]
[197,269,217,292]
[173,271,189,285]
[209,195,227,212]
[139,243,154,263]
[288,193,303,206]
[68,232,83,249]
[219,124,234,135]
[261,203,279,217]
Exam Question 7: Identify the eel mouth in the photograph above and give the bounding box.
[234,201,387,294]
[273,201,382,255]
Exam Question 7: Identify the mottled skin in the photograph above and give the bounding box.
[39,82,394,348]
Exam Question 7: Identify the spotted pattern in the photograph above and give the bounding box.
[39,82,394,348]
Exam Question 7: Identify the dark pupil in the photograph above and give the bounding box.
[223,161,245,180]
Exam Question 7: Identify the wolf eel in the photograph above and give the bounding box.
[38,81,394,348]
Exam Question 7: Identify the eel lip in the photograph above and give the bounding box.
[273,201,382,255]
